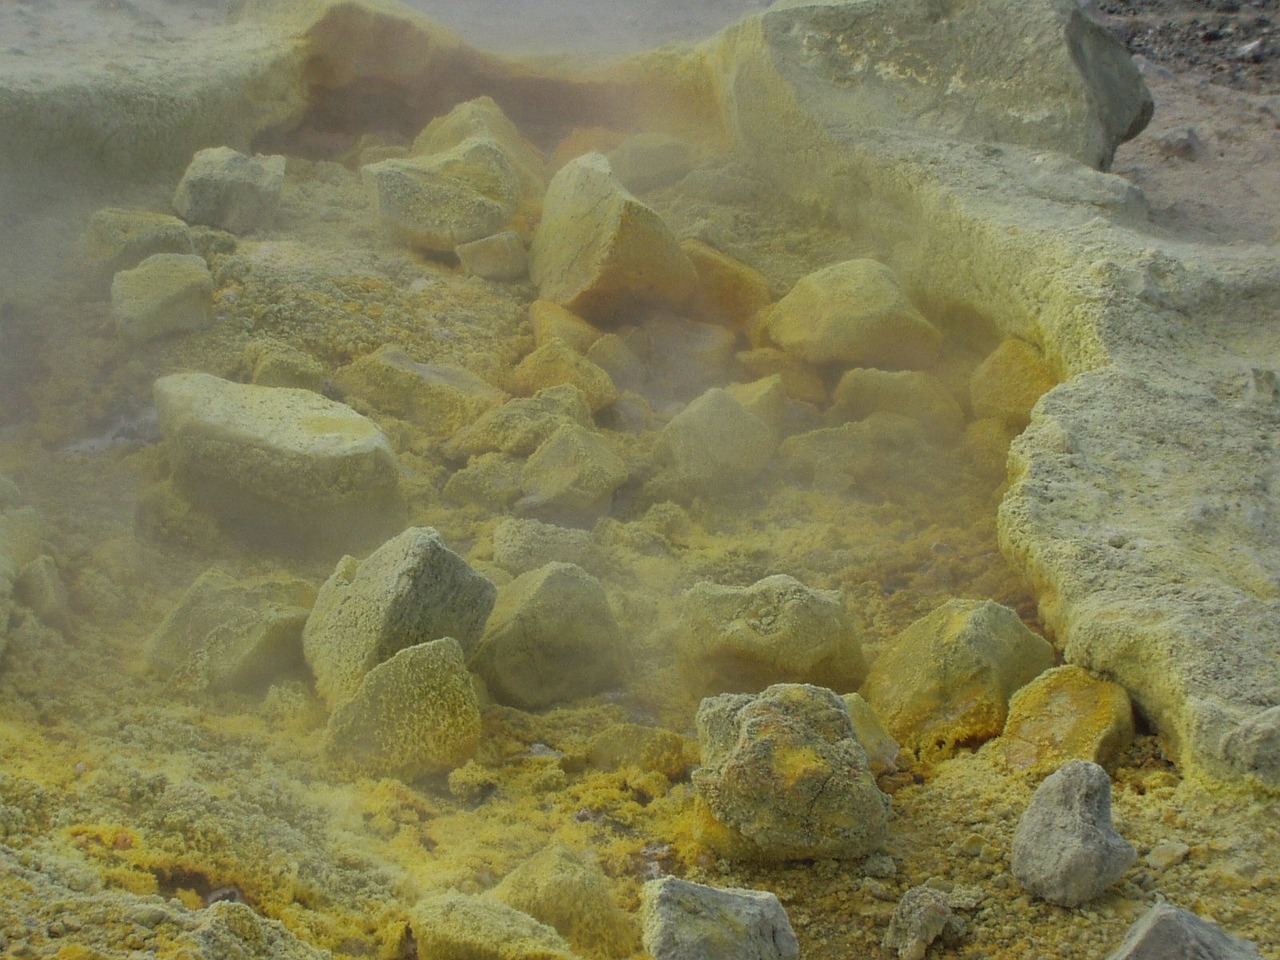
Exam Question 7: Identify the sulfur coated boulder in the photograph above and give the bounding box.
[842,693,902,777]
[468,562,621,709]
[455,230,528,281]
[693,684,890,862]
[530,300,602,354]
[682,239,774,333]
[111,253,214,343]
[863,599,1055,761]
[302,527,496,710]
[762,260,941,369]
[995,664,1134,778]
[737,347,828,406]
[85,207,193,279]
[679,575,866,697]
[827,368,965,443]
[146,569,315,693]
[173,146,285,234]
[726,376,788,440]
[362,137,519,252]
[492,518,601,577]
[517,424,628,521]
[411,893,578,960]
[529,152,696,322]
[652,387,775,498]
[153,373,404,554]
[970,337,1058,428]
[443,384,593,461]
[332,344,506,438]
[642,877,798,960]
[324,637,480,779]
[511,339,619,413]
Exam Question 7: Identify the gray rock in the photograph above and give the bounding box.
[302,527,496,709]
[641,876,798,960]
[468,562,620,709]
[455,230,528,281]
[652,387,775,498]
[693,683,890,862]
[173,146,285,234]
[1103,902,1264,960]
[492,518,601,576]
[1011,760,1136,907]
[111,253,214,343]
[517,423,628,522]
[883,885,978,960]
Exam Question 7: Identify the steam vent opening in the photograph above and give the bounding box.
[2,0,1280,958]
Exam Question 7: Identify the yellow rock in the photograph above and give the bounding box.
[736,347,828,405]
[682,238,774,332]
[529,300,602,354]
[411,892,578,960]
[970,336,1057,428]
[511,339,618,412]
[994,664,1135,778]
[827,368,966,443]
[726,375,787,439]
[842,693,901,776]
[111,253,214,344]
[518,423,628,521]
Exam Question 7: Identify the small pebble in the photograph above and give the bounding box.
[1145,839,1190,871]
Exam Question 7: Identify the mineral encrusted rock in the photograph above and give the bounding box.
[693,683,890,861]
[173,146,285,234]
[455,230,528,281]
[679,575,866,696]
[827,368,965,443]
[323,637,481,778]
[883,885,980,960]
[1011,760,1136,907]
[970,337,1057,428]
[517,423,628,521]
[491,518,602,576]
[681,238,774,332]
[84,207,194,279]
[410,892,579,960]
[530,300,603,354]
[641,877,799,960]
[842,693,901,776]
[302,527,496,709]
[511,339,619,412]
[652,387,775,498]
[111,253,214,343]
[153,372,405,554]
[443,384,593,460]
[1103,902,1264,960]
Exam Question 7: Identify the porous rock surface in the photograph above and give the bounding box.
[1103,902,1264,960]
[641,876,799,960]
[110,252,214,343]
[172,145,285,234]
[410,892,580,960]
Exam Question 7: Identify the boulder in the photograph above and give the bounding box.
[468,562,621,709]
[725,376,788,440]
[153,373,404,554]
[443,384,593,460]
[173,146,285,234]
[455,230,528,281]
[529,300,602,354]
[84,207,193,279]
[778,414,940,498]
[1011,760,1136,907]
[528,152,696,322]
[1103,902,1264,960]
[736,347,828,406]
[882,886,967,960]
[324,637,481,779]
[517,424,628,522]
[333,344,506,438]
[362,137,519,252]
[302,527,496,709]
[761,260,941,369]
[693,683,890,861]
[491,518,601,576]
[653,387,775,498]
[443,453,524,509]
[111,253,214,343]
[605,132,694,193]
[641,877,798,960]
[627,313,738,405]
[410,893,578,960]
[842,693,901,777]
[970,337,1058,428]
[826,368,965,443]
[240,338,327,392]
[146,569,315,692]
[679,575,866,697]
[511,339,619,413]
[191,901,328,960]
[862,599,1055,761]
[682,238,774,333]
[995,664,1135,778]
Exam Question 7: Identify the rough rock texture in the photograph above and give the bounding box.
[456,230,528,281]
[679,575,866,696]
[517,423,628,521]
[1011,760,1136,907]
[761,260,942,369]
[882,885,978,960]
[970,337,1058,428]
[146,569,315,692]
[606,132,694,193]
[411,892,579,960]
[153,372,404,554]
[726,376,788,440]
[324,637,481,778]
[693,683,890,862]
[444,384,593,460]
[84,207,194,280]
[491,518,602,576]
[529,152,696,321]
[172,146,285,234]
[682,238,774,332]
[1103,902,1264,960]
[511,339,619,412]
[652,387,775,498]
[469,562,621,709]
[191,900,329,960]
[302,527,496,709]
[641,877,799,960]
[863,599,1056,760]
[995,664,1135,778]
[826,368,966,443]
[842,693,901,776]
[0,499,45,660]
[110,252,214,343]
[530,300,602,354]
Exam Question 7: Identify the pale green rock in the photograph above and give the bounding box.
[411,893,579,960]
[517,423,628,521]
[826,368,965,443]
[443,384,593,461]
[173,146,285,234]
[84,207,194,279]
[653,387,774,497]
[111,253,214,344]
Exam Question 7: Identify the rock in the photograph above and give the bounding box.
[605,132,694,193]
[778,414,941,498]
[84,207,194,279]
[456,230,528,281]
[736,347,828,406]
[443,384,593,460]
[842,693,901,776]
[411,892,578,960]
[0,505,44,659]
[111,253,214,343]
[761,260,941,369]
[586,334,647,395]
[153,373,404,555]
[191,901,328,960]
[362,138,519,252]
[693,683,890,862]
[587,724,694,780]
[827,368,965,443]
[862,599,1056,761]
[14,554,71,633]
[146,569,314,692]
[333,344,506,438]
[641,877,798,960]
[443,453,524,509]
[883,885,978,960]
[652,387,775,498]
[679,575,866,697]
[682,239,774,332]
[995,664,1135,778]
[517,424,628,522]
[1011,760,1136,907]
[1155,127,1205,161]
[530,300,602,354]
[491,518,601,576]
[1103,902,1264,960]
[173,146,285,234]
[241,338,327,392]
[302,527,496,709]
[492,845,638,958]
[324,637,481,778]
[511,339,618,413]
[725,376,788,440]
[468,562,621,709]
[529,152,696,322]
[627,314,738,405]
[970,337,1057,428]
